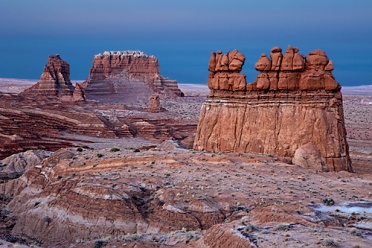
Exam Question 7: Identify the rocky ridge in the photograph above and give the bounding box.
[0,145,370,247]
[0,93,197,159]
[194,47,352,172]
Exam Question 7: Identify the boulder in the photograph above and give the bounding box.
[292,143,328,171]
[255,53,271,71]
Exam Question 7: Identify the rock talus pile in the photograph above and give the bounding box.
[194,47,352,172]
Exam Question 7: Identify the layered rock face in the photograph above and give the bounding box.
[194,47,352,172]
[21,55,75,99]
[83,51,183,100]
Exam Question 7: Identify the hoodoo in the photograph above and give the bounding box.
[194,47,352,172]
[83,51,183,103]
[21,55,75,99]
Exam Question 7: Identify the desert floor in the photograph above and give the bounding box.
[0,79,371,247]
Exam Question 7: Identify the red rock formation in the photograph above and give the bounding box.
[21,55,75,99]
[72,83,86,102]
[147,93,162,113]
[194,47,352,172]
[83,51,183,100]
[207,50,247,91]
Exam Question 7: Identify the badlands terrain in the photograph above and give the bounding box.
[0,48,371,248]
[0,78,371,247]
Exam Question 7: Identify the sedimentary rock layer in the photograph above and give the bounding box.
[21,55,75,99]
[194,47,352,172]
[83,51,183,99]
[0,93,196,159]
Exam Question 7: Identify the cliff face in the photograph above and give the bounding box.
[83,51,183,99]
[194,47,352,172]
[21,55,75,99]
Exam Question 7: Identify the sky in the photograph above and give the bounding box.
[0,0,372,85]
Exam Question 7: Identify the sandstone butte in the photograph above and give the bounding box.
[82,50,183,102]
[21,55,85,102]
[194,46,352,172]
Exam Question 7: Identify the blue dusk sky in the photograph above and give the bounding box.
[0,0,371,85]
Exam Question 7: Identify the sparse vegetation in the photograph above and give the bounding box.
[322,238,338,247]
[322,198,335,206]
[274,224,291,231]
[43,216,51,223]
[94,240,107,248]
[97,153,104,158]
[351,228,363,237]
[233,205,250,213]
[110,148,120,152]
[76,147,83,152]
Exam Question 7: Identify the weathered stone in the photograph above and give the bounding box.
[270,47,283,71]
[208,52,217,72]
[306,50,329,71]
[83,51,183,100]
[207,50,246,91]
[147,93,162,113]
[281,45,295,71]
[293,48,305,71]
[256,73,270,90]
[72,83,86,102]
[325,60,334,71]
[21,55,74,99]
[194,47,352,172]
[255,53,271,71]
[292,143,328,171]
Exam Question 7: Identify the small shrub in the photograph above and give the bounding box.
[76,147,83,152]
[133,149,140,152]
[97,153,104,158]
[234,206,250,213]
[43,216,51,223]
[94,240,107,248]
[110,148,120,152]
[351,228,362,237]
[244,224,257,232]
[322,239,338,247]
[274,224,291,231]
[322,198,335,206]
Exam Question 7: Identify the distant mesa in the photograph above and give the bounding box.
[82,50,183,103]
[194,46,352,172]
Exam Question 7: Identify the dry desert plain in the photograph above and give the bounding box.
[0,79,371,247]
